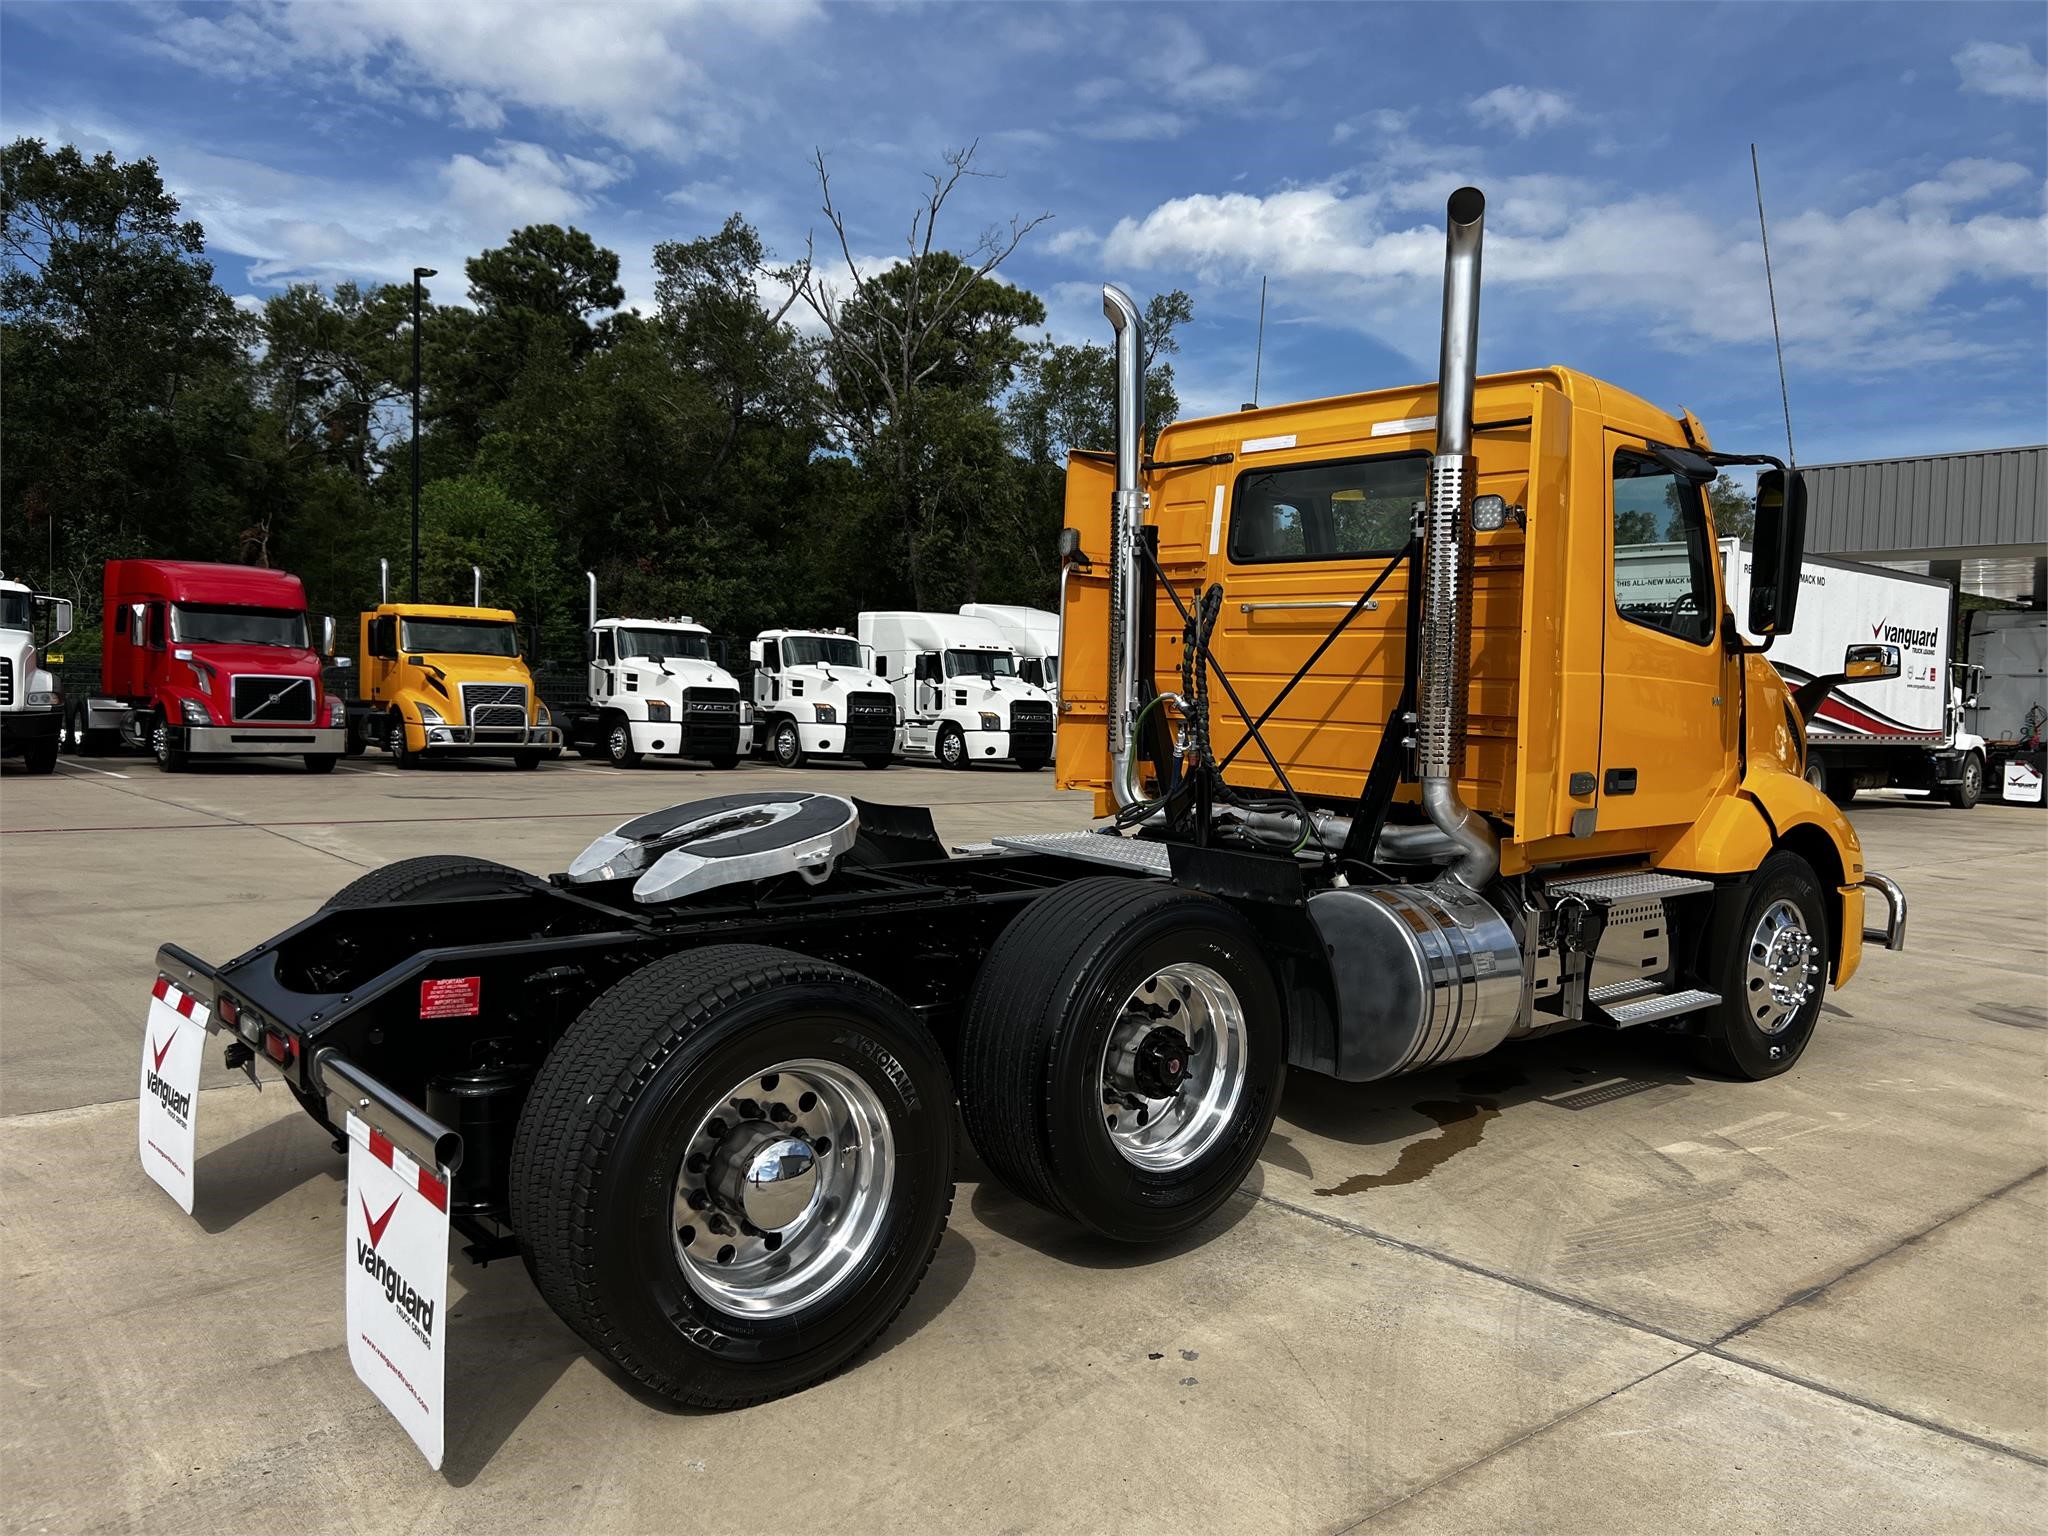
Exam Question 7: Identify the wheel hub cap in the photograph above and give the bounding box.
[1098,963,1250,1172]
[671,1059,893,1318]
[707,1122,818,1231]
[1745,898,1818,1035]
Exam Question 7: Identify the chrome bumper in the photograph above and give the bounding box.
[1861,871,1907,951]
[422,723,563,750]
[186,725,348,756]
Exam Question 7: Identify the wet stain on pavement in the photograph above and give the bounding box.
[1312,1098,1501,1196]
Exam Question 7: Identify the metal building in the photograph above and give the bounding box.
[1800,444,2046,604]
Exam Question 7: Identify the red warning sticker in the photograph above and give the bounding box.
[418,976,481,1019]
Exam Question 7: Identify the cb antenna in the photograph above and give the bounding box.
[1251,274,1268,409]
[1751,143,1795,466]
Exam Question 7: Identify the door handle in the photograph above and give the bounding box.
[1237,599,1377,614]
[1604,767,1637,795]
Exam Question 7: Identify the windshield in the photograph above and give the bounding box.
[619,628,711,662]
[0,593,30,630]
[782,635,861,668]
[946,649,1017,679]
[171,604,308,648]
[400,618,519,656]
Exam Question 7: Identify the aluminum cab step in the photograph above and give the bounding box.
[1598,987,1721,1028]
[1548,870,1714,905]
[1587,976,1665,1007]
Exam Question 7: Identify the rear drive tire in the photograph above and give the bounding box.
[959,877,1284,1242]
[509,944,954,1408]
[1947,751,1983,810]
[323,854,532,909]
[304,754,339,774]
[936,724,967,770]
[1691,850,1830,1081]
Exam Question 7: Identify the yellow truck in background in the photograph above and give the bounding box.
[348,568,560,768]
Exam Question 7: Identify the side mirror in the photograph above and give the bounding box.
[1649,445,1719,487]
[322,615,337,657]
[334,656,353,670]
[585,629,597,663]
[1747,468,1807,638]
[914,654,938,683]
[875,655,890,676]
[748,640,765,665]
[36,596,73,649]
[1843,643,1901,683]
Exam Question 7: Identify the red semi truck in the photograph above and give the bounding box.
[71,560,349,772]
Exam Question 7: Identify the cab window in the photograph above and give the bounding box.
[1229,453,1425,563]
[1612,450,1715,645]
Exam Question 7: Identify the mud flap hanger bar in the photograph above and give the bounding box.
[317,1051,464,1177]
[153,944,463,1179]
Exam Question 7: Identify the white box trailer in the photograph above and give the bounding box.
[1720,541,1986,808]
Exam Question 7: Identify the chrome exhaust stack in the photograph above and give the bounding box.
[379,558,389,604]
[587,571,598,631]
[1419,187,1499,891]
[1103,283,1147,809]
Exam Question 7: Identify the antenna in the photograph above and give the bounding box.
[1251,274,1268,408]
[1750,144,1796,466]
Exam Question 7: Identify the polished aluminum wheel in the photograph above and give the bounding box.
[1746,898,1818,1034]
[1097,962,1249,1171]
[672,1059,894,1319]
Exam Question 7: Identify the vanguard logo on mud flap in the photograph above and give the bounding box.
[145,1032,192,1124]
[356,1194,436,1339]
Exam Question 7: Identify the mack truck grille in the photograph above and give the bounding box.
[847,692,895,753]
[231,674,315,723]
[0,656,12,707]
[461,682,529,732]
[683,688,741,717]
[1010,700,1054,751]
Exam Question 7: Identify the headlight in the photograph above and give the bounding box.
[26,689,57,707]
[324,696,345,727]
[180,697,211,725]
[813,703,837,724]
[536,701,552,724]
[416,702,445,726]
[645,699,671,721]
[979,712,1001,732]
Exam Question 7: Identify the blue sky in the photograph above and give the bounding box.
[5,1,2044,464]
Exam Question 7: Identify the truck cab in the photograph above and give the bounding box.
[0,574,72,774]
[571,612,751,769]
[959,602,1061,706]
[861,610,1057,770]
[78,560,346,773]
[748,629,896,768]
[355,603,560,769]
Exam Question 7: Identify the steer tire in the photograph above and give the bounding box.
[21,735,58,774]
[323,854,531,909]
[1690,851,1831,1082]
[151,712,187,773]
[958,876,1284,1243]
[509,944,954,1409]
[605,715,641,768]
[386,711,420,769]
[304,754,339,774]
[936,724,968,770]
[1948,752,1983,810]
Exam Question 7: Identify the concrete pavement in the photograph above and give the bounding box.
[1,754,2042,1532]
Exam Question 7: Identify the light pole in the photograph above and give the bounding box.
[411,266,437,602]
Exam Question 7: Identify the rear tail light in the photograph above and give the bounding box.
[217,995,239,1030]
[262,1029,297,1066]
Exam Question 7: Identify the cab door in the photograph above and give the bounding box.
[1598,438,1733,833]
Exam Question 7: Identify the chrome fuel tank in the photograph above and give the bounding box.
[1306,881,1525,1081]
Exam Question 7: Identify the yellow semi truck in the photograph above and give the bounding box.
[141,187,1907,1442]
[348,566,561,768]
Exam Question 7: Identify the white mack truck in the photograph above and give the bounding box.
[0,573,73,775]
[747,628,897,768]
[959,602,1060,705]
[565,575,752,769]
[860,610,1056,770]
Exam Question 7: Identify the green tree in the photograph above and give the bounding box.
[417,475,565,641]
[1,137,254,606]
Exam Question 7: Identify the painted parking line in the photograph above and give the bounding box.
[55,759,129,779]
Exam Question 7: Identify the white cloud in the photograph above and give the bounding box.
[1953,40,2048,101]
[1079,111,1192,143]
[1468,85,1576,137]
[1100,165,2048,374]
[440,141,623,227]
[141,0,824,158]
